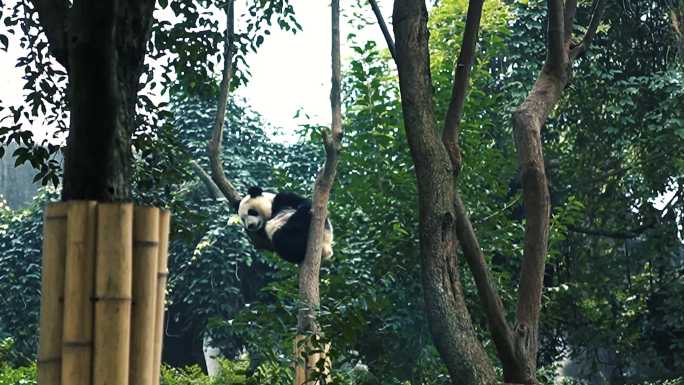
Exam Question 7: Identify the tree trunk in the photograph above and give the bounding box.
[61,1,155,201]
[392,2,496,384]
[505,67,562,383]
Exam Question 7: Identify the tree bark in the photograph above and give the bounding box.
[58,0,156,201]
[506,0,605,381]
[392,2,496,384]
[208,1,243,206]
[441,0,484,176]
[298,0,344,337]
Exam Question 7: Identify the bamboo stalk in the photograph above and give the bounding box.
[129,207,160,385]
[38,203,69,385]
[151,210,170,385]
[62,201,97,385]
[93,203,133,385]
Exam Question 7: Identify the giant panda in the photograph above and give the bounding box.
[236,186,333,264]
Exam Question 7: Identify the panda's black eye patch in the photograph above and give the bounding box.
[248,209,259,216]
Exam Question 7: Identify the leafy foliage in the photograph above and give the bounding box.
[0,189,58,365]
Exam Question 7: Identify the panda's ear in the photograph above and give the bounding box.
[248,186,263,197]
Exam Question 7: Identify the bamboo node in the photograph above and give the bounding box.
[134,240,160,247]
[45,214,67,220]
[37,357,62,364]
[93,296,132,302]
[63,341,92,348]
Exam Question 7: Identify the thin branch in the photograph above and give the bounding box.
[570,0,607,60]
[298,0,343,335]
[368,0,397,62]
[441,0,484,176]
[32,0,69,69]
[454,192,518,373]
[472,196,520,225]
[546,0,566,74]
[567,220,656,239]
[208,0,242,206]
[189,160,222,200]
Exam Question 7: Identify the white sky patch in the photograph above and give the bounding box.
[235,1,391,138]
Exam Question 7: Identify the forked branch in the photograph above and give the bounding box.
[208,0,242,206]
[570,0,607,59]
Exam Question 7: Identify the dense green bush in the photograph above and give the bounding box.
[0,361,36,385]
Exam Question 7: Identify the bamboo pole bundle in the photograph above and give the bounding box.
[151,210,171,385]
[93,203,133,385]
[62,201,97,385]
[38,203,68,385]
[129,207,160,385]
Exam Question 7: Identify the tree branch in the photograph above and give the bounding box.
[368,0,397,62]
[189,160,222,200]
[569,0,607,60]
[441,0,484,176]
[546,0,566,74]
[567,220,656,239]
[454,192,519,374]
[208,0,242,206]
[298,0,343,336]
[32,0,69,69]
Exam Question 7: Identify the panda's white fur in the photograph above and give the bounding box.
[237,192,275,232]
[264,209,296,239]
[237,187,333,264]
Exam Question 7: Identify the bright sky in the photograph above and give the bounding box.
[0,1,394,140]
[236,1,391,131]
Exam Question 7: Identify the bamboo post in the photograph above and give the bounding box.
[38,203,68,385]
[93,203,133,385]
[294,335,331,385]
[151,210,171,385]
[294,335,306,385]
[62,201,97,385]
[129,207,160,385]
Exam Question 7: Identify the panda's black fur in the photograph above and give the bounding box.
[237,186,333,264]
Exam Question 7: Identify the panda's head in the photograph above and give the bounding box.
[237,186,276,232]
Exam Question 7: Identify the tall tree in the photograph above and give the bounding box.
[375,0,607,382]
[391,1,497,383]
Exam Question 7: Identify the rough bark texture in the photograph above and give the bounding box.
[297,0,343,336]
[392,2,496,384]
[48,0,156,201]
